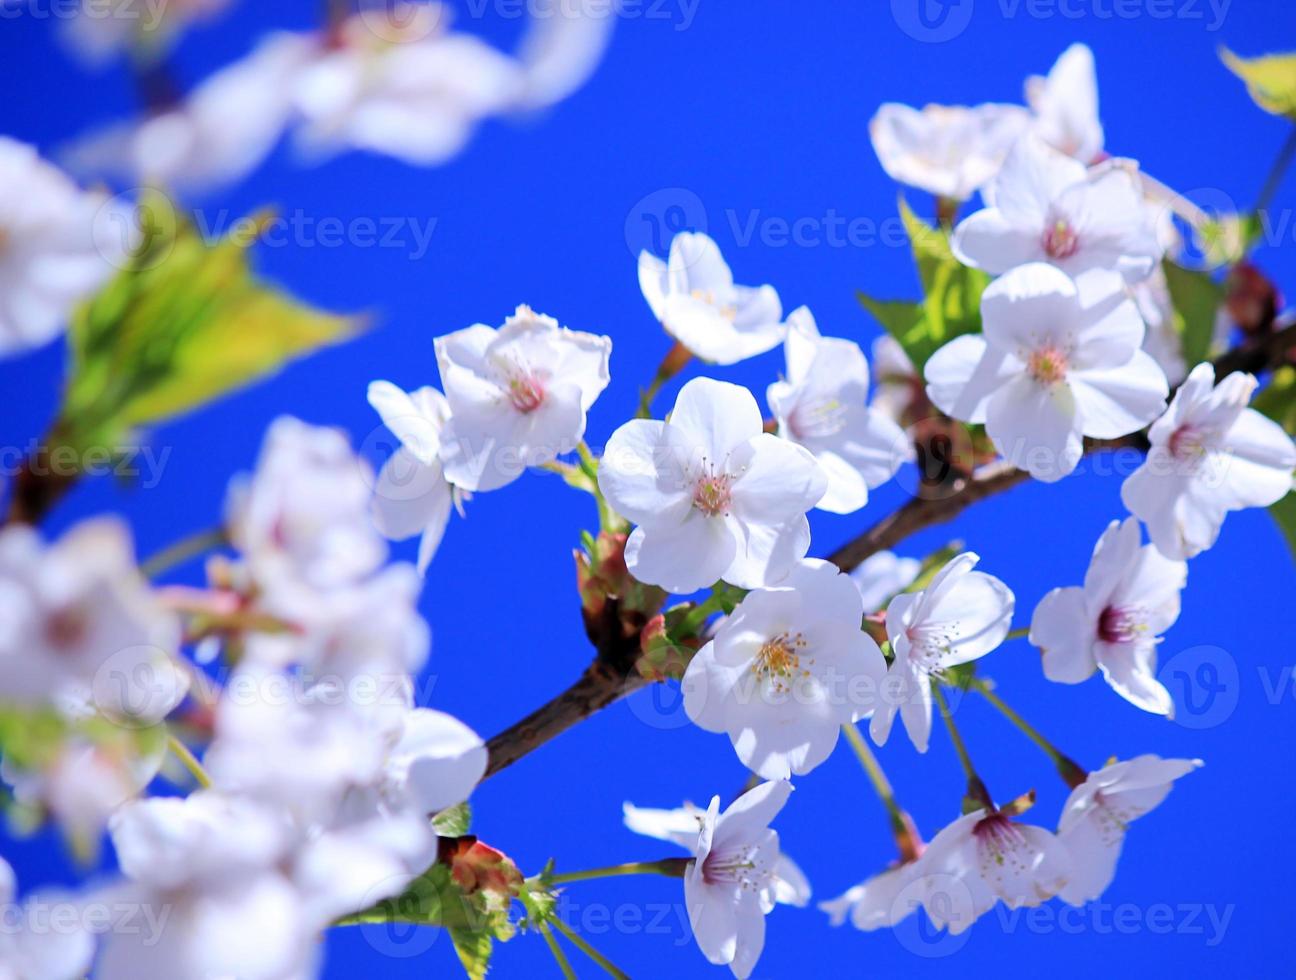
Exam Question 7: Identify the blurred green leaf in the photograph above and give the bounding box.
[1221,47,1296,119]
[1162,259,1225,367]
[1250,366,1296,561]
[434,802,474,838]
[450,927,494,980]
[1268,491,1296,562]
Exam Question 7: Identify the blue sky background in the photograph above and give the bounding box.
[3,1,1295,976]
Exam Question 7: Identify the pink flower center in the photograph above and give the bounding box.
[44,606,88,652]
[505,374,545,414]
[692,471,733,517]
[1042,218,1080,260]
[1168,423,1206,461]
[1027,345,1069,386]
[1098,605,1142,644]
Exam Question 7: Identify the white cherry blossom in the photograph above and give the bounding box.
[638,232,786,366]
[436,305,611,492]
[599,377,827,593]
[767,307,912,514]
[622,800,810,908]
[820,860,920,932]
[924,262,1169,482]
[1058,755,1201,905]
[683,780,793,979]
[1121,363,1296,559]
[0,855,95,980]
[850,551,921,613]
[514,0,617,109]
[1030,517,1186,716]
[60,0,234,67]
[682,559,888,779]
[870,553,1014,753]
[367,380,457,574]
[869,334,921,424]
[918,807,1071,933]
[1026,43,1104,164]
[869,102,1030,201]
[951,135,1163,287]
[0,138,125,357]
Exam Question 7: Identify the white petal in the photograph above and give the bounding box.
[1031,586,1096,683]
[985,375,1084,482]
[1069,350,1168,440]
[924,333,1015,424]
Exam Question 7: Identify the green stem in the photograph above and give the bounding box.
[971,678,1087,788]
[167,734,212,789]
[677,594,725,637]
[638,341,691,419]
[1255,123,1296,218]
[841,722,922,862]
[538,920,577,980]
[548,915,631,980]
[141,527,227,580]
[933,685,991,811]
[1005,626,1030,642]
[547,859,689,886]
[576,441,619,532]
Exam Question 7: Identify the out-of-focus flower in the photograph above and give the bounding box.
[367,380,457,574]
[849,551,921,614]
[638,232,786,366]
[1058,755,1201,905]
[622,800,810,908]
[1121,363,1296,559]
[869,102,1030,201]
[683,780,794,979]
[819,860,920,932]
[59,0,235,68]
[599,377,826,593]
[682,559,887,779]
[870,553,1013,753]
[925,263,1168,482]
[514,0,617,109]
[1026,43,1104,164]
[0,855,96,980]
[767,308,911,514]
[1030,517,1185,716]
[0,138,126,357]
[1131,266,1187,386]
[435,305,611,493]
[951,135,1162,288]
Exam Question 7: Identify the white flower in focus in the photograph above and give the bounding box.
[684,780,793,979]
[869,102,1030,201]
[683,560,887,780]
[951,135,1163,287]
[292,5,523,166]
[622,800,810,908]
[767,307,912,514]
[1121,363,1296,559]
[870,553,1013,753]
[227,416,387,619]
[0,520,184,722]
[918,808,1071,933]
[0,139,124,357]
[1030,517,1186,716]
[367,380,457,574]
[1058,755,1201,905]
[850,551,921,614]
[638,232,786,366]
[0,855,95,980]
[435,305,611,492]
[598,378,827,592]
[924,263,1168,482]
[1026,43,1104,163]
[819,860,919,931]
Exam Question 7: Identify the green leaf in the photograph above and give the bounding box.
[1249,366,1296,561]
[858,198,989,369]
[1221,47,1296,119]
[1268,492,1296,562]
[59,193,362,460]
[449,927,494,980]
[1162,259,1225,367]
[433,802,474,838]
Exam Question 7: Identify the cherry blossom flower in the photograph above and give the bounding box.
[0,855,95,980]
[682,559,888,779]
[870,553,1013,753]
[599,377,827,592]
[367,380,457,574]
[1121,363,1296,559]
[869,334,923,425]
[514,0,617,109]
[766,307,912,514]
[0,139,126,357]
[850,551,921,614]
[917,807,1071,933]
[0,520,184,722]
[434,305,611,492]
[869,102,1030,201]
[924,262,1169,482]
[60,0,234,67]
[819,860,920,931]
[622,800,811,907]
[951,135,1163,288]
[1026,43,1104,164]
[638,232,786,366]
[1132,266,1188,386]
[1030,517,1186,716]
[1058,755,1201,905]
[683,780,793,979]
